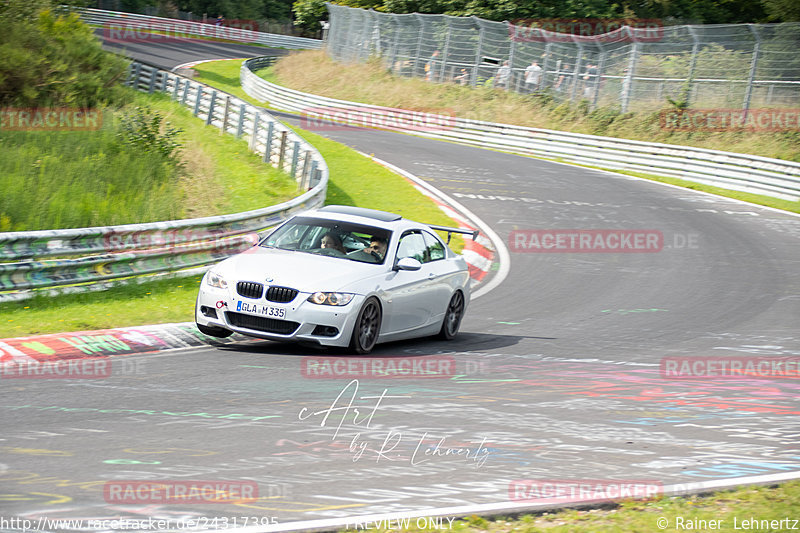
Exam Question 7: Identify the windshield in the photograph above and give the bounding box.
[260,216,392,264]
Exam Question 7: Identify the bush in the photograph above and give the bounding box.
[0,0,130,108]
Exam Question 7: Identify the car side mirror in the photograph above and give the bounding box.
[394,257,422,271]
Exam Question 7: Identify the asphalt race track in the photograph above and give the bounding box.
[1,37,799,532]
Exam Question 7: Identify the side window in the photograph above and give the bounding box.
[397,232,429,263]
[422,231,446,261]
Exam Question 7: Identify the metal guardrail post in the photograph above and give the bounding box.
[173,77,181,99]
[236,104,246,138]
[181,80,190,104]
[263,121,274,163]
[206,91,217,125]
[221,96,231,134]
[278,131,288,170]
[193,85,202,116]
[130,62,142,88]
[291,141,300,178]
[250,113,261,151]
[147,70,156,93]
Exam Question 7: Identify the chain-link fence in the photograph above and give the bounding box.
[326,4,800,112]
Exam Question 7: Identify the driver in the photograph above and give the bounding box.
[366,236,388,260]
[320,232,345,253]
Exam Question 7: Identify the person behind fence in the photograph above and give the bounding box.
[495,60,511,89]
[524,60,542,93]
[425,50,440,82]
[554,62,571,92]
[454,68,470,85]
[215,14,224,26]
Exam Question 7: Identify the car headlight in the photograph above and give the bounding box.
[206,271,228,289]
[307,292,355,306]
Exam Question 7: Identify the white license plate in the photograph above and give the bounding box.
[236,301,286,319]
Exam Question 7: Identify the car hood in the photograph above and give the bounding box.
[217,246,384,293]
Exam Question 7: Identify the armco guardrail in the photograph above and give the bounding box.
[242,56,800,202]
[0,61,328,301]
[78,7,322,49]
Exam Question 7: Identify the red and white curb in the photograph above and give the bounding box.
[0,323,246,366]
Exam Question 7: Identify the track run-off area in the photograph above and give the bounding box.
[1,36,799,532]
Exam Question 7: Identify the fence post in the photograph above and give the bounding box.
[301,151,312,189]
[473,17,485,88]
[685,27,700,107]
[569,40,584,103]
[250,113,260,151]
[220,95,231,134]
[278,131,288,170]
[147,69,156,93]
[130,62,142,88]
[440,17,452,83]
[161,72,169,92]
[236,104,246,138]
[263,121,274,163]
[193,85,203,116]
[621,31,639,112]
[291,141,300,179]
[592,48,606,109]
[206,91,216,125]
[173,77,181,100]
[181,80,190,105]
[743,24,761,115]
[413,14,425,77]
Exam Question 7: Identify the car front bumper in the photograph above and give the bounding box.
[196,284,364,347]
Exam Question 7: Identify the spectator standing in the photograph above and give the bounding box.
[524,60,542,93]
[495,60,511,89]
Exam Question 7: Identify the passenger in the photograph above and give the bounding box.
[320,232,345,253]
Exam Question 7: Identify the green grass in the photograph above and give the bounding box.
[0,276,203,337]
[338,481,800,532]
[0,90,298,230]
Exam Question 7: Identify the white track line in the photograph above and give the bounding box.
[207,471,800,533]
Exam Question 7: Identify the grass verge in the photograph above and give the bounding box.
[340,481,800,532]
[268,51,800,164]
[0,59,468,337]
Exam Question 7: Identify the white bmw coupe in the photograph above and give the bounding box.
[195,205,477,353]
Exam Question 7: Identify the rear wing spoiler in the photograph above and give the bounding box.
[427,225,480,245]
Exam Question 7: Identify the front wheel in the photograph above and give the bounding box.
[350,297,382,354]
[438,291,464,340]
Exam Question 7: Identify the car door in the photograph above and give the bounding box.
[382,231,439,333]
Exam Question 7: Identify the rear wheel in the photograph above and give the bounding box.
[438,291,464,340]
[197,323,233,338]
[350,297,382,354]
